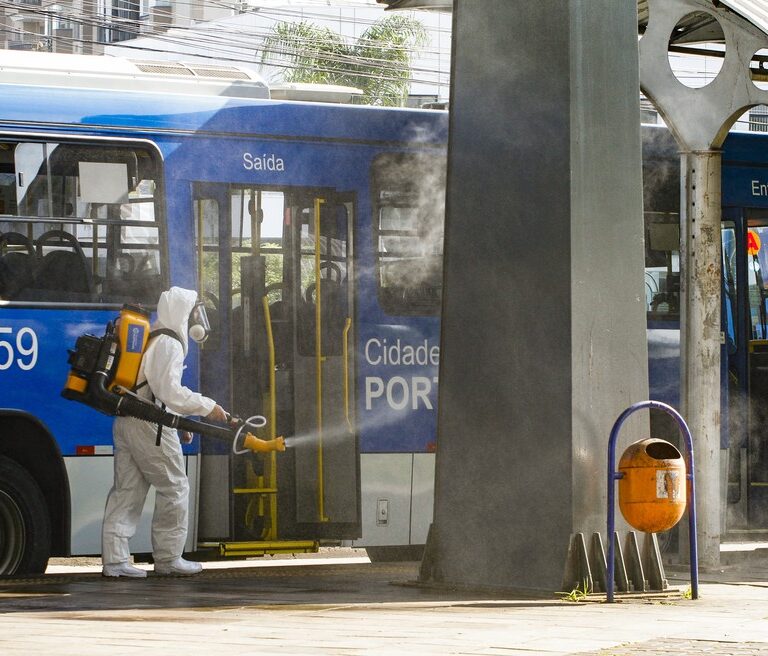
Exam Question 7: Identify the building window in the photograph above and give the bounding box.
[750,106,768,133]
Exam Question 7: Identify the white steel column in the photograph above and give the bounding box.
[680,150,722,568]
[640,0,768,568]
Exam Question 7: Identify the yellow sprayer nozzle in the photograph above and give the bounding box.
[242,434,286,453]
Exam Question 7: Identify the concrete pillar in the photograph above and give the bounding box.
[680,151,722,568]
[425,0,648,591]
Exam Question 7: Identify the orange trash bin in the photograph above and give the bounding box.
[618,438,686,533]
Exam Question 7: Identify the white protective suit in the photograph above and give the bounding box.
[101,287,216,566]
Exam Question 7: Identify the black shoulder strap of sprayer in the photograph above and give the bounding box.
[149,328,183,346]
[133,328,183,392]
[134,328,183,446]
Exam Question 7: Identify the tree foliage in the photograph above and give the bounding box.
[260,14,428,106]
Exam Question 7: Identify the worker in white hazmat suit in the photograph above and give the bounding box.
[101,287,228,578]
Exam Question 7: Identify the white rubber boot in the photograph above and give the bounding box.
[102,562,148,578]
[153,557,203,576]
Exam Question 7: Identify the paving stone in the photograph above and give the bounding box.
[1,561,768,654]
[582,638,768,655]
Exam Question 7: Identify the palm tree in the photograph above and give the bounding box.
[260,15,428,106]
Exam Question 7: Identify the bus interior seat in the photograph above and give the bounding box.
[266,283,290,367]
[32,230,94,300]
[200,291,219,343]
[299,268,347,356]
[230,294,244,358]
[103,253,138,299]
[0,232,36,299]
[229,294,269,412]
[230,293,267,393]
[229,285,291,368]
[129,255,164,302]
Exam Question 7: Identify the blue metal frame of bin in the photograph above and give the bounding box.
[606,400,699,602]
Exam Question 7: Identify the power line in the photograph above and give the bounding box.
[0,0,450,53]
[0,10,449,88]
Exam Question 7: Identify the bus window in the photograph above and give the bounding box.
[297,200,348,357]
[645,212,680,321]
[0,143,16,215]
[197,198,220,305]
[722,222,737,353]
[195,197,220,347]
[0,139,164,305]
[230,188,285,307]
[746,223,768,339]
[371,153,446,316]
[230,187,287,368]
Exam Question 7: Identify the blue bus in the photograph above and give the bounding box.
[0,51,447,575]
[643,126,768,538]
[4,51,768,577]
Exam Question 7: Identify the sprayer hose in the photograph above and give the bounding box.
[103,380,233,441]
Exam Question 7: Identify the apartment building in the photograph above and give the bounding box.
[0,0,235,54]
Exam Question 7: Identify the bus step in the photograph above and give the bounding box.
[232,487,278,494]
[208,540,320,557]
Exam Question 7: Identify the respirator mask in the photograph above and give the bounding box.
[188,301,211,344]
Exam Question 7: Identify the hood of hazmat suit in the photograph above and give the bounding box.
[133,286,216,417]
[155,286,198,356]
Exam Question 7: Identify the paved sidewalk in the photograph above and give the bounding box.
[1,556,767,655]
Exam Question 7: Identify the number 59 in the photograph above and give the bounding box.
[0,327,38,371]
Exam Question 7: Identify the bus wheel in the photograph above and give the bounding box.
[0,455,51,576]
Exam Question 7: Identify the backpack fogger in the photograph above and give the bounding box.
[62,304,285,454]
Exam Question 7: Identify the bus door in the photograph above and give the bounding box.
[194,183,359,547]
[721,214,742,525]
[741,213,768,528]
[286,193,359,536]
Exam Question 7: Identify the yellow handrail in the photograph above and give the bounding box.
[342,317,352,432]
[314,198,329,522]
[262,295,278,539]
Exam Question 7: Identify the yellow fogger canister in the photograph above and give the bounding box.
[110,304,151,391]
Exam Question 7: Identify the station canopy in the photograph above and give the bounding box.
[638,0,768,42]
[378,0,768,40]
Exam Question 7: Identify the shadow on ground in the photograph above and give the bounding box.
[0,562,562,615]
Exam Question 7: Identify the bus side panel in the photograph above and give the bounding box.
[65,455,199,555]
[357,321,439,453]
[64,456,137,554]
[356,453,412,547]
[0,308,114,455]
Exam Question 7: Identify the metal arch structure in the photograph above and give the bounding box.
[640,0,768,569]
[384,0,768,570]
[639,0,768,150]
